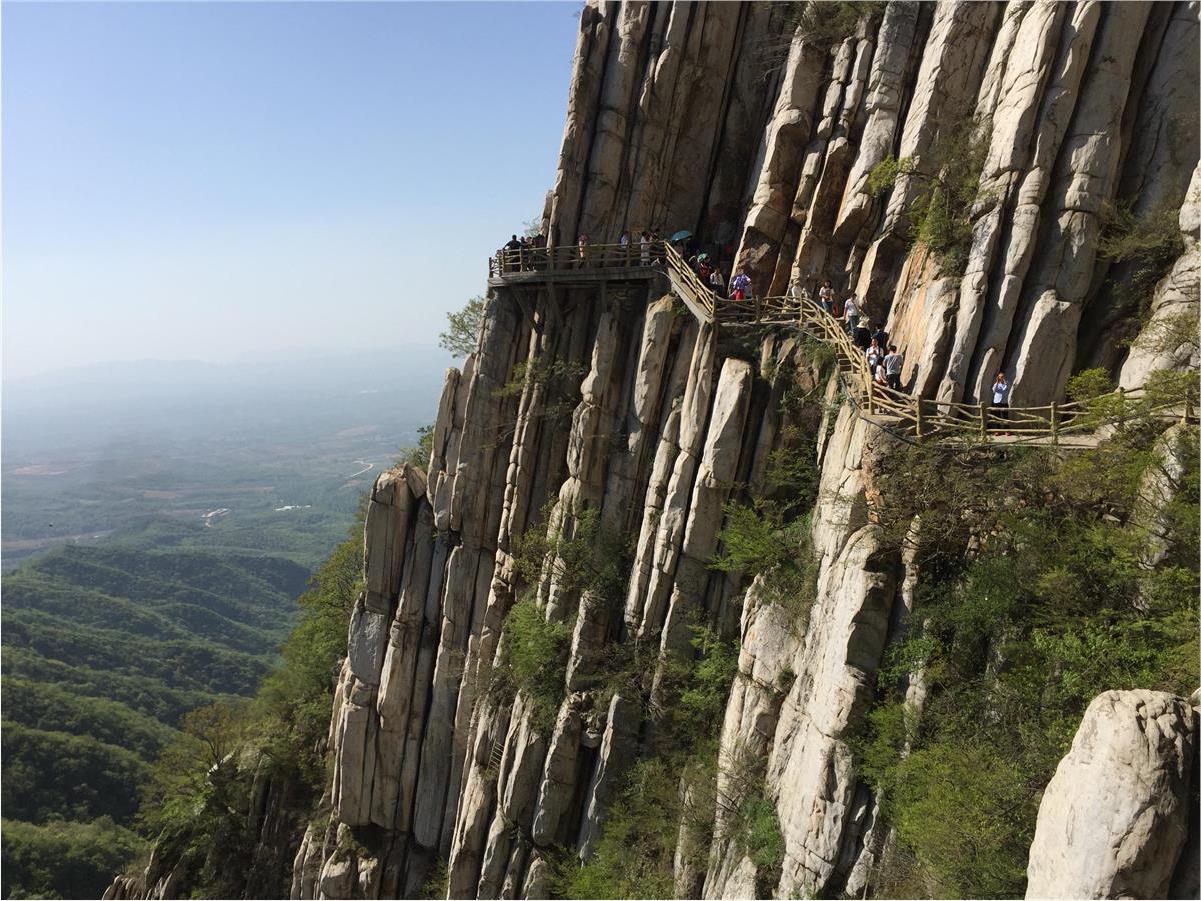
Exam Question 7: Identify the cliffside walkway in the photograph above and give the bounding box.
[489,242,1196,449]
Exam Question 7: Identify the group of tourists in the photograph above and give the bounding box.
[818,277,1013,425]
[499,233,549,272]
[495,235,1018,429]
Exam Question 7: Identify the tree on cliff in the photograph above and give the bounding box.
[440,295,486,359]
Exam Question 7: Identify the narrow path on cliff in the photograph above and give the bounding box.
[488,242,1197,449]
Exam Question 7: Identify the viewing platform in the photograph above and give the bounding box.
[489,240,1197,449]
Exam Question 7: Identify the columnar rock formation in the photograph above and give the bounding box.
[290,2,1200,899]
[94,3,1197,901]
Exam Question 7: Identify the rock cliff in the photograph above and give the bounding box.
[296,2,1199,898]
[115,2,1201,899]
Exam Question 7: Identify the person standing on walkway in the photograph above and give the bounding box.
[730,271,752,301]
[577,233,589,268]
[866,338,883,373]
[819,279,835,315]
[640,231,651,266]
[844,294,860,333]
[854,318,872,351]
[710,268,726,293]
[872,323,889,350]
[883,345,903,391]
[991,371,1011,430]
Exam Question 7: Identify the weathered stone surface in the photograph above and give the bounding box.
[1026,690,1196,900]
[1121,162,1201,388]
[1007,3,1152,405]
[162,7,1199,900]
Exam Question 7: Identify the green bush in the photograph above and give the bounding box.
[867,116,992,277]
[490,598,573,734]
[889,743,1033,898]
[553,758,681,900]
[861,428,1199,897]
[396,424,434,470]
[1098,202,1185,320]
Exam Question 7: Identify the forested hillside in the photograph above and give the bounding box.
[1,542,309,899]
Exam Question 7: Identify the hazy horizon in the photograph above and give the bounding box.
[3,1,581,380]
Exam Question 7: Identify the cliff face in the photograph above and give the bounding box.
[145,3,1201,900]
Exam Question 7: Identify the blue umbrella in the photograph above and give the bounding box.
[671,229,692,242]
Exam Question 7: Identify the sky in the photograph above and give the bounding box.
[2,1,582,380]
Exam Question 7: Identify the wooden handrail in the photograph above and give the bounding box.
[489,240,1198,448]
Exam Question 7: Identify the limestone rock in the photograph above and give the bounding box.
[1026,690,1196,900]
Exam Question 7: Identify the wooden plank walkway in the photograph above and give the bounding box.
[489,242,1197,449]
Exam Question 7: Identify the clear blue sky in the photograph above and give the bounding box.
[2,1,581,379]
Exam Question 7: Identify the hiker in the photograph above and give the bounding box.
[874,362,888,386]
[819,279,836,315]
[991,371,1011,430]
[843,294,861,333]
[854,318,872,351]
[883,345,903,391]
[872,323,889,350]
[640,230,652,266]
[709,268,726,293]
[866,338,883,372]
[503,234,522,272]
[730,271,752,301]
[577,233,589,268]
[531,232,548,270]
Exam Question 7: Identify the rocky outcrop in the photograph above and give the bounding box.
[1026,690,1197,900]
[292,3,1199,898]
[1120,161,1201,389]
[111,3,1197,900]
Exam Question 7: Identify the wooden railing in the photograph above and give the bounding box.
[488,242,662,277]
[492,240,1198,448]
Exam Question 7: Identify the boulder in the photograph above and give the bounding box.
[1026,690,1196,899]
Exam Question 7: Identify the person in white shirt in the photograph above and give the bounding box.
[991,371,1011,431]
[843,295,860,332]
[818,280,836,314]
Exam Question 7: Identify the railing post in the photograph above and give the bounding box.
[914,396,924,441]
[1050,401,1059,446]
[867,381,875,416]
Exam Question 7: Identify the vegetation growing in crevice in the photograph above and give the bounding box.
[853,424,1199,899]
[490,503,631,733]
[713,369,823,624]
[489,598,574,734]
[753,1,886,78]
[1098,202,1185,309]
[397,424,435,470]
[1095,201,1193,356]
[868,115,993,277]
[552,625,739,899]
